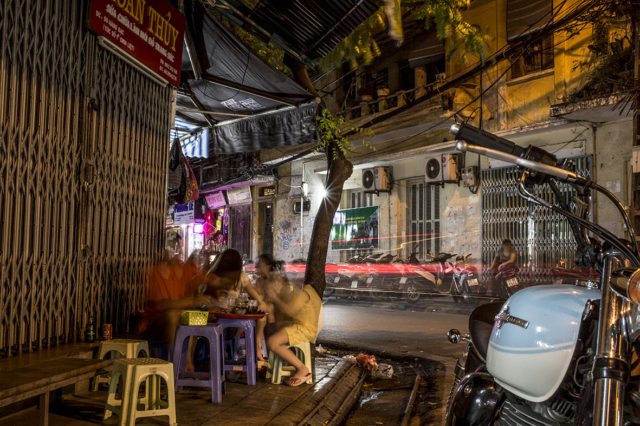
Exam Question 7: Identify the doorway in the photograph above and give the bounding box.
[262,202,274,256]
[229,204,252,259]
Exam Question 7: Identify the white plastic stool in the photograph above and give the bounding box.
[104,358,176,426]
[92,339,149,391]
[267,341,313,385]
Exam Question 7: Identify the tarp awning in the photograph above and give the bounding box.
[209,102,318,154]
[171,118,210,158]
[174,0,318,155]
[181,1,315,122]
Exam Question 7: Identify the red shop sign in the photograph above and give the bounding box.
[88,0,185,87]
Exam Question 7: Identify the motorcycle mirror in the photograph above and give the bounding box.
[447,329,470,344]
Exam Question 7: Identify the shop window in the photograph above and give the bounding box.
[410,183,440,257]
[510,33,554,79]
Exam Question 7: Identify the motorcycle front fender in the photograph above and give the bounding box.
[446,373,502,426]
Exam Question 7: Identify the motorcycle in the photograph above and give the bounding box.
[397,246,439,303]
[452,254,479,304]
[445,122,640,426]
[358,253,399,300]
[491,262,520,299]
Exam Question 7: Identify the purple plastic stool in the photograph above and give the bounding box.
[173,324,225,403]
[217,318,257,385]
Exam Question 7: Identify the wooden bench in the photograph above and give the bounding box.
[0,349,113,426]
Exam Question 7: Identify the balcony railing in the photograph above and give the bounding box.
[336,81,445,120]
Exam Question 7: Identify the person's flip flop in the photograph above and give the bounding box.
[285,373,312,387]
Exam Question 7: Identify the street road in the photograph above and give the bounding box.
[318,301,470,361]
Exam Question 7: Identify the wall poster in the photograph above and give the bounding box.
[331,206,379,250]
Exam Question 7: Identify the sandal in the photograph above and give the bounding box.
[285,373,312,387]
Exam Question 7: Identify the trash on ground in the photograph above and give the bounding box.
[373,363,393,379]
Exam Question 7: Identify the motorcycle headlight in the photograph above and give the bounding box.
[611,268,640,304]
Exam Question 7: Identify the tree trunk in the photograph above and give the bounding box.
[286,56,353,298]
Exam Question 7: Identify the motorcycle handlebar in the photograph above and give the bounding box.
[451,123,526,158]
[455,139,587,186]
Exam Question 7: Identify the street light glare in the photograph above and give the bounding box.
[319,187,327,198]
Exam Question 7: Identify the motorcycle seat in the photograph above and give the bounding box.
[469,301,504,361]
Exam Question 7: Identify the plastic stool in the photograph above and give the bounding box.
[172,324,225,403]
[104,358,176,426]
[92,339,149,391]
[267,341,313,385]
[217,318,257,385]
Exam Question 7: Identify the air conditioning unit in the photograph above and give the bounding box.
[361,166,392,193]
[425,154,460,184]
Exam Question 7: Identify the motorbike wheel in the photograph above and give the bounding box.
[499,281,511,299]
[461,281,475,304]
[403,282,422,303]
[450,282,463,304]
[367,277,387,301]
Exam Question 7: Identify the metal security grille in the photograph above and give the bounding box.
[0,0,172,357]
[481,156,593,285]
[410,183,440,257]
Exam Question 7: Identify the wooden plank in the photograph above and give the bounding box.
[0,343,99,372]
[38,391,49,426]
[0,358,113,401]
[0,367,111,408]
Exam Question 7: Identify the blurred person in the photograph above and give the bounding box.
[137,251,214,350]
[202,249,264,307]
[254,254,289,361]
[489,239,518,296]
[490,239,517,272]
[264,281,323,386]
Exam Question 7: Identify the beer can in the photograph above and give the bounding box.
[102,324,112,340]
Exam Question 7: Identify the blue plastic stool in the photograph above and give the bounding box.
[172,324,225,403]
[217,318,257,385]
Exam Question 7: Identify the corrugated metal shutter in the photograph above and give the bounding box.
[0,0,172,357]
[481,156,593,286]
[507,0,553,41]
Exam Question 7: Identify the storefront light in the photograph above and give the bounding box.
[193,224,205,234]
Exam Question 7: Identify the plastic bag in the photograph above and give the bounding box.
[316,344,325,356]
[373,363,393,379]
[343,355,357,364]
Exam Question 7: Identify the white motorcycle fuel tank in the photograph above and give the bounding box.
[486,285,599,402]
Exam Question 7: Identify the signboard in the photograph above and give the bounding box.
[174,202,195,225]
[331,206,379,251]
[88,0,185,87]
[205,191,227,209]
[258,185,277,198]
[227,187,252,206]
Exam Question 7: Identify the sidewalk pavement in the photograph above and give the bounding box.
[1,354,365,426]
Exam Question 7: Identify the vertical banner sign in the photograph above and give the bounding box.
[331,206,379,250]
[88,0,185,87]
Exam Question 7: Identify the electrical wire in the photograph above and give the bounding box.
[347,0,596,159]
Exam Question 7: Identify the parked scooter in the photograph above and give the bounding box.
[491,262,520,299]
[450,254,479,304]
[445,122,640,426]
[397,247,440,303]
